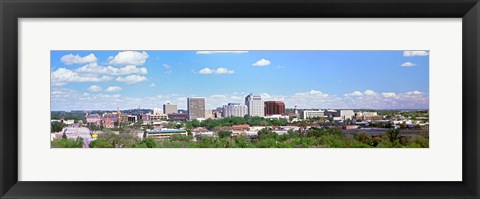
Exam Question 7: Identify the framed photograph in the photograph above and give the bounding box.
[1,0,479,198]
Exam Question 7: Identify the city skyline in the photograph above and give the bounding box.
[51,50,429,111]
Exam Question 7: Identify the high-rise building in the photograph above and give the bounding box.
[245,93,264,117]
[163,103,177,114]
[264,101,286,115]
[187,97,206,120]
[222,103,248,117]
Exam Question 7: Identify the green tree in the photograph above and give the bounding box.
[353,132,372,145]
[164,122,178,129]
[135,137,159,148]
[217,131,232,139]
[257,128,278,140]
[51,121,65,133]
[51,138,83,148]
[89,139,114,148]
[386,129,401,143]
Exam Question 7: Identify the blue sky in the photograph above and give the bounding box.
[51,50,429,111]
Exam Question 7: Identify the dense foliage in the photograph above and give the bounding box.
[185,116,289,130]
[51,121,66,133]
[50,127,428,148]
[51,137,83,148]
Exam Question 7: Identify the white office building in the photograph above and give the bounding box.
[302,110,325,120]
[325,109,355,121]
[245,93,264,117]
[223,103,248,117]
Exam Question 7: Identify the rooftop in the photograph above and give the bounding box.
[147,129,187,134]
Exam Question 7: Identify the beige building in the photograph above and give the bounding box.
[187,97,206,120]
[149,113,168,121]
[163,103,178,114]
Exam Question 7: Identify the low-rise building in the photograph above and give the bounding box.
[302,110,325,120]
[127,115,137,123]
[231,124,250,135]
[264,114,289,121]
[205,109,214,119]
[355,111,380,120]
[325,109,354,121]
[168,113,188,122]
[102,117,118,128]
[191,127,214,138]
[61,127,92,140]
[149,113,168,121]
[146,129,188,139]
[63,120,75,125]
[86,114,102,125]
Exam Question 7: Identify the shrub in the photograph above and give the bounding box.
[51,138,83,148]
[217,131,232,139]
[89,139,114,148]
[353,132,372,145]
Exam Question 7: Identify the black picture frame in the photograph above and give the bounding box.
[1,0,479,198]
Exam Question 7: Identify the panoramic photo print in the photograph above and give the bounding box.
[51,50,429,148]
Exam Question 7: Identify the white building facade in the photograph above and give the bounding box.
[245,93,264,117]
[223,103,248,117]
[302,110,325,120]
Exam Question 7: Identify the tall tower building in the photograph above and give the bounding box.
[222,103,248,117]
[245,93,264,117]
[187,97,206,120]
[264,101,286,115]
[163,103,177,114]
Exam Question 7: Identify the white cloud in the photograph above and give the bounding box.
[108,51,149,66]
[252,58,271,67]
[382,92,397,98]
[215,67,235,74]
[106,86,122,92]
[403,50,429,57]
[363,90,377,96]
[162,64,172,74]
[88,85,102,92]
[76,63,147,75]
[150,83,156,87]
[294,90,329,98]
[196,51,248,54]
[345,91,363,97]
[198,67,234,75]
[405,90,422,95]
[51,87,429,111]
[51,68,112,86]
[162,64,172,69]
[116,75,147,84]
[198,67,214,74]
[260,93,272,99]
[60,53,97,65]
[400,61,417,67]
[210,94,227,99]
